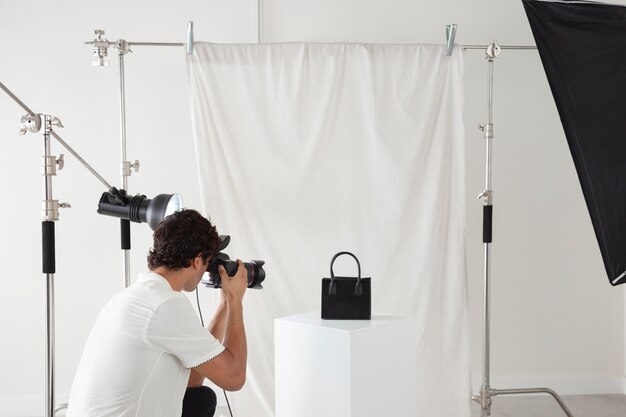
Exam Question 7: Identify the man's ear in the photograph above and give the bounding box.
[194,255,208,270]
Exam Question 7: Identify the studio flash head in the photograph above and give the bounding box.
[97,187,183,230]
[202,235,266,289]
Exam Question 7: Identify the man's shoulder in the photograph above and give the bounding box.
[113,273,184,312]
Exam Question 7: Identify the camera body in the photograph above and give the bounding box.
[201,235,266,289]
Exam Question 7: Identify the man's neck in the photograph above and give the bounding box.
[151,267,184,291]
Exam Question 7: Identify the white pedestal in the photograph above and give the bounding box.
[275,311,417,417]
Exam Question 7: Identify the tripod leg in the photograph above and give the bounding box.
[493,388,574,417]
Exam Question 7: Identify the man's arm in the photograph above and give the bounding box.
[188,295,228,387]
[208,292,228,343]
[192,260,248,391]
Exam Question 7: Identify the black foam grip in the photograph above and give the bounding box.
[42,221,56,274]
[121,219,131,250]
[483,205,493,243]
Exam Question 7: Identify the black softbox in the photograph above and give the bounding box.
[523,0,626,285]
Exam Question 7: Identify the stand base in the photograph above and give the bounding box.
[472,385,574,417]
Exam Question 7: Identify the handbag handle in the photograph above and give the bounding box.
[329,251,363,296]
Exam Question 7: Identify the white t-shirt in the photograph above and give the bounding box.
[66,272,225,417]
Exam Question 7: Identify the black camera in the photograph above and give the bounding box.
[202,235,266,289]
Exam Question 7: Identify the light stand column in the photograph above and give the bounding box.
[42,115,56,417]
[41,114,70,417]
[475,46,495,412]
[115,39,138,289]
[471,42,574,417]
[118,41,132,289]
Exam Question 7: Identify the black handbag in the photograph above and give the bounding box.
[321,251,371,320]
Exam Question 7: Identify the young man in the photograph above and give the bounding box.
[67,209,248,417]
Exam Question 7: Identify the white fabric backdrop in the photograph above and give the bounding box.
[186,42,470,417]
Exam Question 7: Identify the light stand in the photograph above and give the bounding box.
[4,80,112,417]
[471,42,574,417]
[91,30,138,289]
[86,24,195,287]
[85,22,193,288]
[1,80,181,417]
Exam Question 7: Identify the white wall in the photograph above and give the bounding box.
[1,0,624,415]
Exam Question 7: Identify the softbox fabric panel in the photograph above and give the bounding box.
[523,0,626,285]
[186,42,470,417]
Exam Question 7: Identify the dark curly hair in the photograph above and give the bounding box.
[147,209,221,271]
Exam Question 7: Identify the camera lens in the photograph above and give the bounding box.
[201,235,266,289]
[202,258,266,289]
[245,260,265,289]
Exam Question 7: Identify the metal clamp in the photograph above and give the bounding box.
[446,24,457,56]
[116,39,131,55]
[41,200,71,222]
[43,115,63,135]
[478,190,493,205]
[186,21,194,54]
[486,41,501,61]
[50,117,63,128]
[20,113,42,135]
[472,385,494,413]
[479,123,494,139]
[56,154,65,171]
[92,30,110,67]
[120,160,140,176]
[42,156,58,176]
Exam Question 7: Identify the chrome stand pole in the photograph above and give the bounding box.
[42,115,56,417]
[117,43,134,289]
[471,42,574,417]
[44,270,55,417]
[41,115,71,416]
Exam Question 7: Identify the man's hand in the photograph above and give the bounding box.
[219,260,247,304]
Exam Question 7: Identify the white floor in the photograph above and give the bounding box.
[27,394,626,417]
